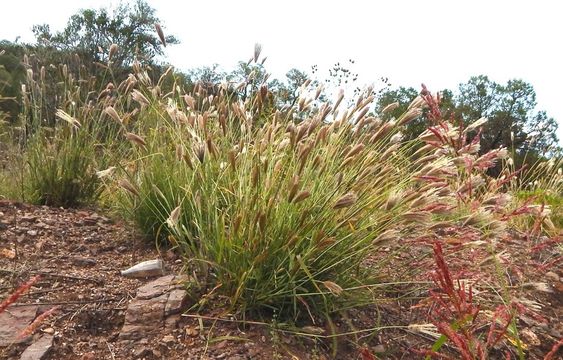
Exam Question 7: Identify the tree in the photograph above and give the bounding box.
[32,0,178,68]
[0,41,27,121]
[227,61,270,102]
[269,68,309,108]
[456,76,559,155]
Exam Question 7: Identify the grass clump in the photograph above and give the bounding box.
[18,56,125,207]
[25,116,103,207]
[109,66,452,320]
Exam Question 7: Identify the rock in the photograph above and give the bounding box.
[119,324,161,341]
[119,275,190,341]
[71,256,97,267]
[165,289,187,316]
[520,328,540,346]
[185,327,199,337]
[165,249,178,261]
[121,259,164,278]
[133,346,152,358]
[162,334,175,344]
[34,222,49,229]
[26,230,38,237]
[165,314,181,330]
[80,353,96,360]
[124,293,168,324]
[152,349,162,357]
[136,275,175,299]
[42,327,55,335]
[0,305,38,346]
[83,216,99,226]
[373,344,386,353]
[215,340,228,349]
[20,214,38,222]
[19,334,53,360]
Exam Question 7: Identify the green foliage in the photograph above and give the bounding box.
[32,0,178,68]
[26,123,101,207]
[377,76,560,170]
[512,157,563,233]
[0,41,27,121]
[15,49,126,207]
[456,75,559,155]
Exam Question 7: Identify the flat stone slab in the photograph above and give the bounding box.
[119,275,189,341]
[136,274,175,300]
[19,334,53,360]
[0,305,38,346]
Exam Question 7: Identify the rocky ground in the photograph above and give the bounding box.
[0,200,561,359]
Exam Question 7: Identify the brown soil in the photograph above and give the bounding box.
[0,201,561,359]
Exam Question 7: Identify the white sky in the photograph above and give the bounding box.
[2,0,562,143]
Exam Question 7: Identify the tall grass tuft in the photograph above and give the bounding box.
[20,54,126,207]
[109,65,457,320]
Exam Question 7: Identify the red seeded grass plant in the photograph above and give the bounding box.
[0,275,59,340]
[425,239,562,360]
[421,242,519,360]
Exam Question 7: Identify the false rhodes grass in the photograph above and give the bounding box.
[105,60,459,320]
[17,54,126,206]
[106,59,535,333]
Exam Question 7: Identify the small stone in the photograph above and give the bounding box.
[165,249,178,261]
[0,305,38,346]
[215,340,228,349]
[42,327,55,335]
[20,334,53,360]
[165,314,181,330]
[520,328,540,346]
[35,222,49,229]
[373,344,386,353]
[71,256,97,267]
[124,294,168,324]
[21,214,38,222]
[185,327,199,337]
[133,346,151,358]
[162,335,175,344]
[27,230,38,236]
[152,349,162,357]
[83,217,99,226]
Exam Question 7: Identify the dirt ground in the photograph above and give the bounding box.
[0,200,561,359]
